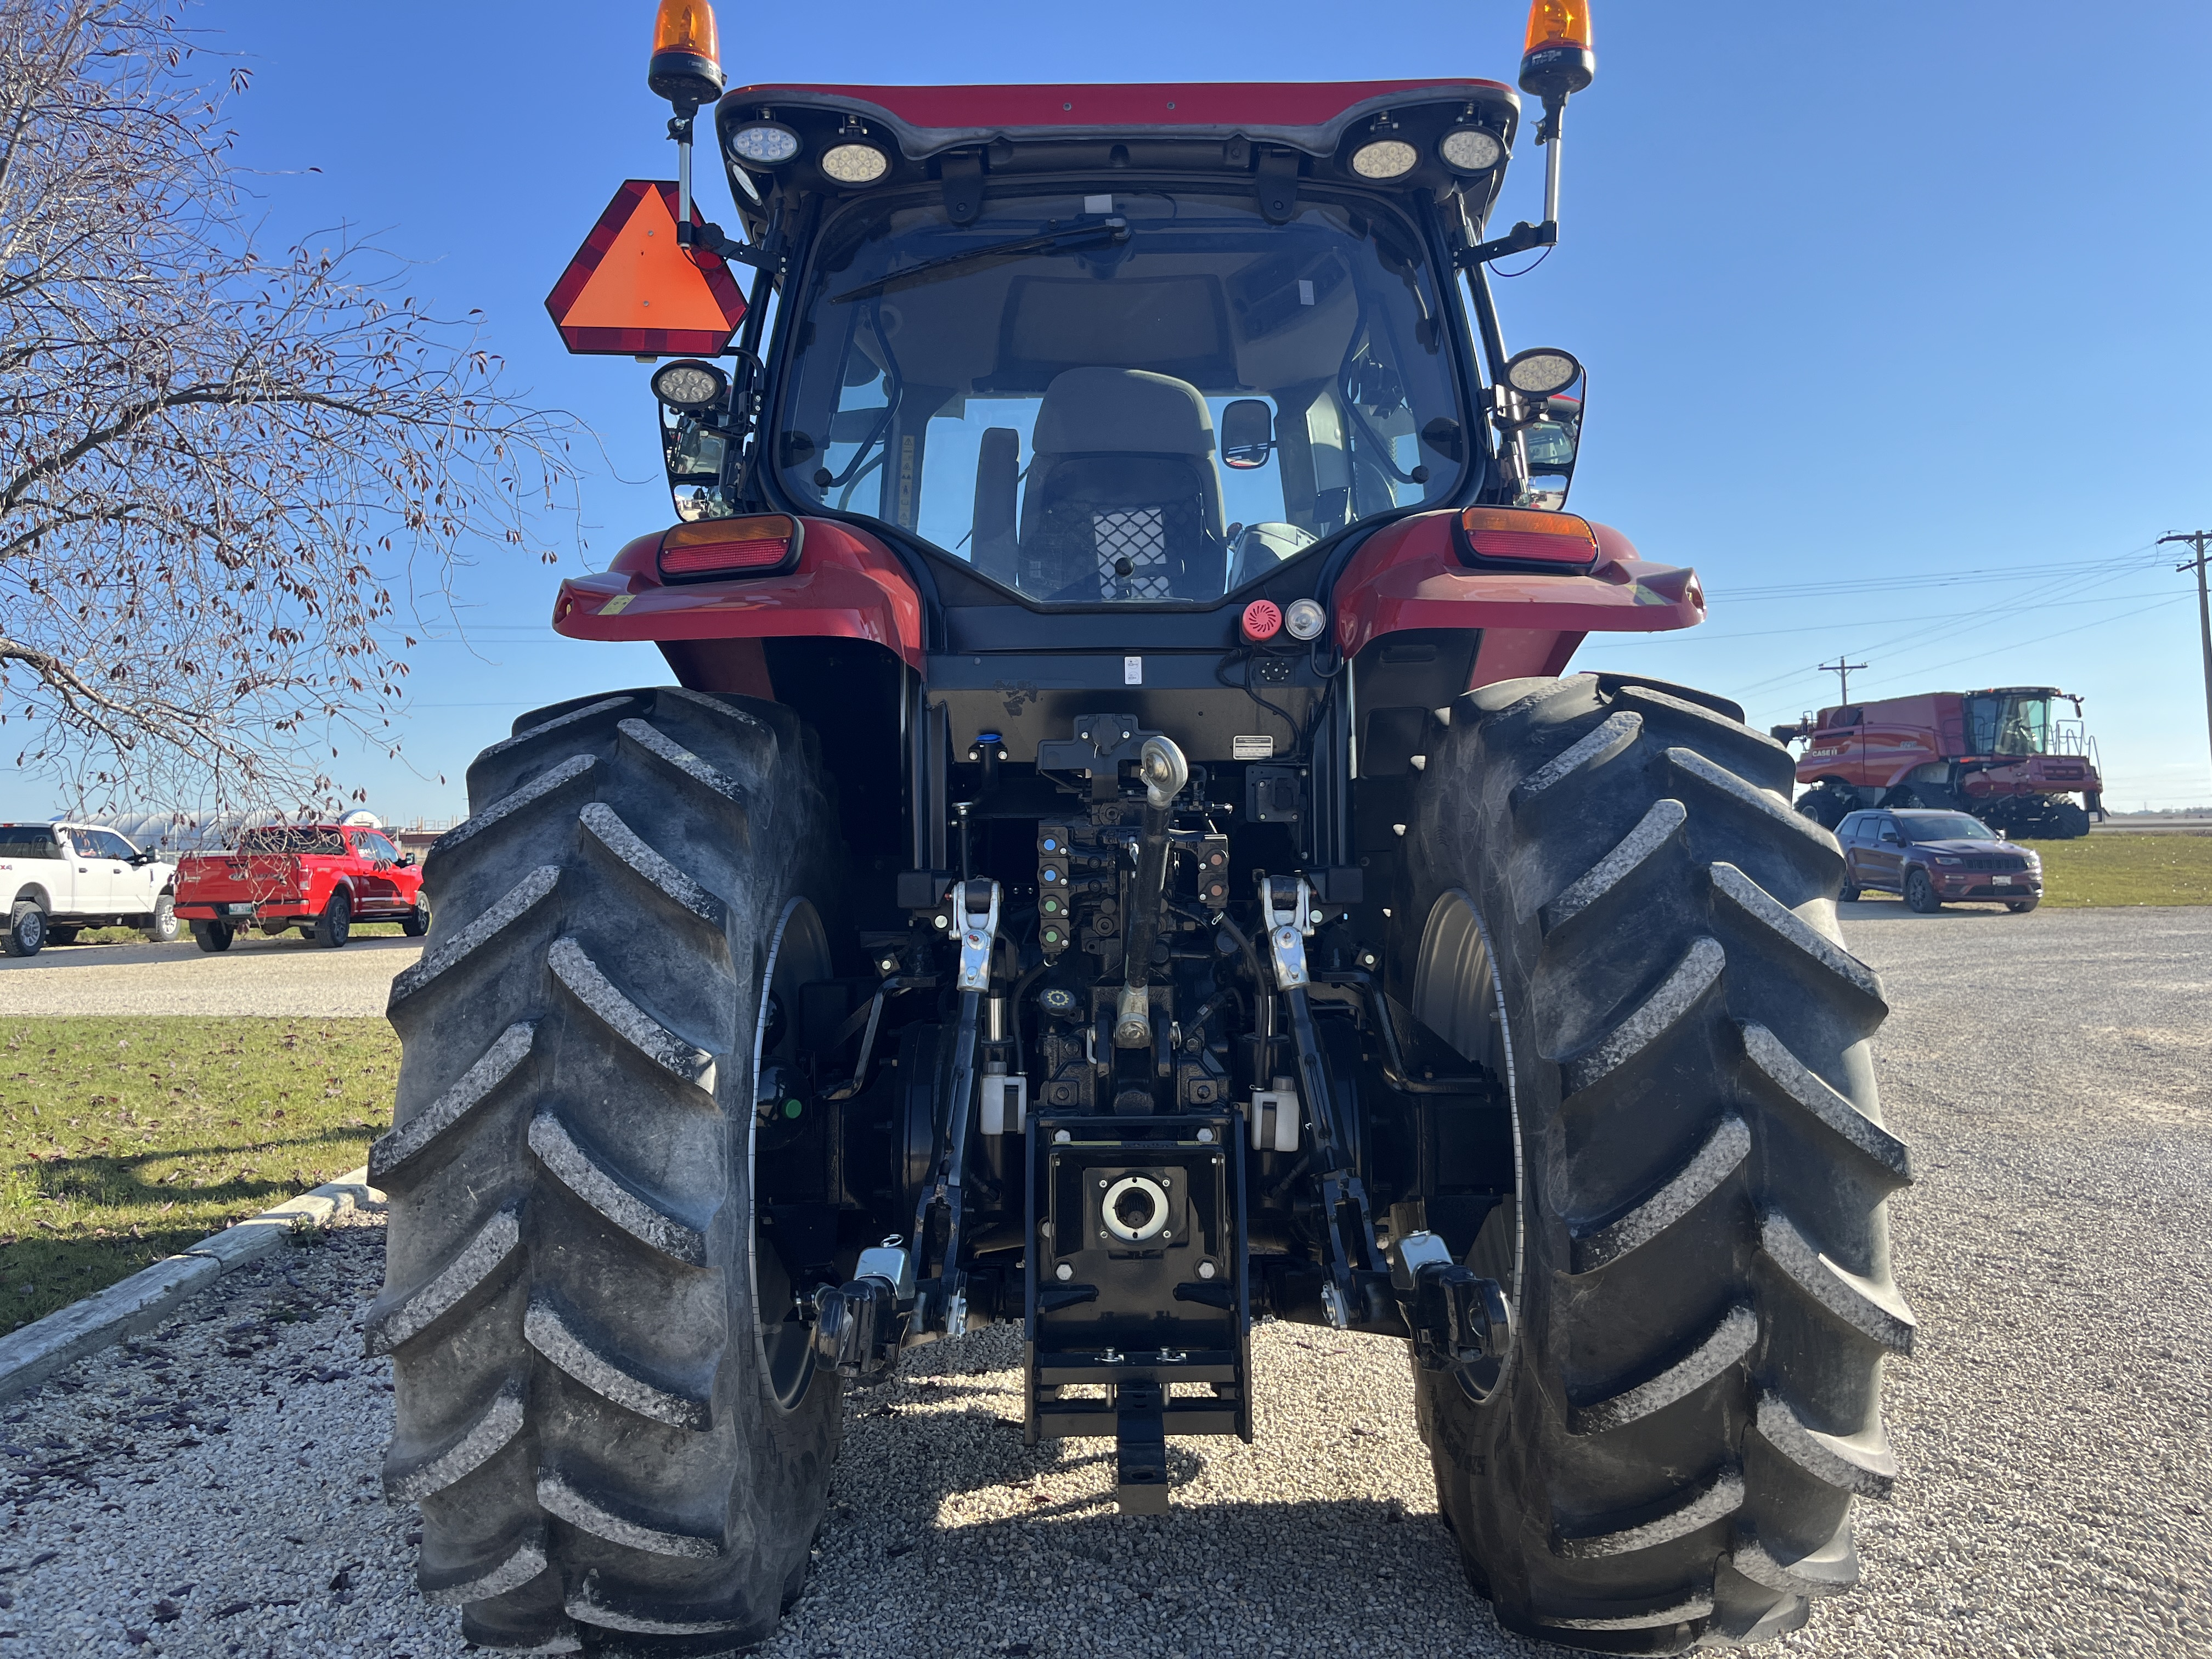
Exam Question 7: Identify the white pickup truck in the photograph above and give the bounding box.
[0,822,179,956]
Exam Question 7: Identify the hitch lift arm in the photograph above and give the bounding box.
[1260,875,1392,1328]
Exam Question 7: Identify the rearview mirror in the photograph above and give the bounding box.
[661,405,731,521]
[1220,399,1274,470]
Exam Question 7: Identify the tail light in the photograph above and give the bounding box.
[1457,507,1600,572]
[657,515,803,582]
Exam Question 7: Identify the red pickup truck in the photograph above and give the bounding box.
[173,823,430,951]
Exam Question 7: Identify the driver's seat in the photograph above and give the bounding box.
[1016,368,1227,601]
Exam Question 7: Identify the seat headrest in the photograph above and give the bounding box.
[1032,368,1216,458]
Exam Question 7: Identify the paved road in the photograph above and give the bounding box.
[0,910,2206,1656]
[0,935,420,1018]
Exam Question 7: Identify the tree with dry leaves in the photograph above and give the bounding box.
[0,0,579,815]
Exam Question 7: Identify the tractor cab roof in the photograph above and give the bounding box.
[714,80,1522,203]
[718,81,1519,154]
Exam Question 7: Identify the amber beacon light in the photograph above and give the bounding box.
[1520,0,1595,100]
[650,0,725,110]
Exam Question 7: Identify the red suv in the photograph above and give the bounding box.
[1837,808,2044,913]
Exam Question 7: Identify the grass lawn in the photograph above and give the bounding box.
[2016,833,2212,907]
[1847,833,2212,907]
[0,1017,398,1336]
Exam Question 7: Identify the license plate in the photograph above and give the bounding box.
[1992,876,2012,886]
[225,902,257,916]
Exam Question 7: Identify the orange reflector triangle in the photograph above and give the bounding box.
[546,179,747,356]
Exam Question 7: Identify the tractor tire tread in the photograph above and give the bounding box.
[1407,670,1909,1651]
[375,686,842,1653]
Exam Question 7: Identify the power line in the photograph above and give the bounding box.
[1819,658,1867,704]
[2158,531,2212,781]
[1574,584,2181,648]
[1716,555,2178,699]
[1708,543,2164,603]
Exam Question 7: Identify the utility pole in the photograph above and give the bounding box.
[1819,657,1869,706]
[2159,532,2212,785]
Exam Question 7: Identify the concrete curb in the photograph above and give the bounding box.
[0,1165,384,1403]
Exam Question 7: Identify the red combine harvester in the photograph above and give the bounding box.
[1778,685,2104,839]
[370,3,1913,1651]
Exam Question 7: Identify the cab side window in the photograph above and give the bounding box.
[358,832,400,863]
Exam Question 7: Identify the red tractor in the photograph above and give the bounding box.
[370,4,1912,1651]
[1778,685,2104,839]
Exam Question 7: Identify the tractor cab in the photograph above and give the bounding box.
[714,79,1535,602]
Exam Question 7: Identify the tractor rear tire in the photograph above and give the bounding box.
[1403,673,1913,1652]
[2047,802,2091,839]
[370,687,845,1655]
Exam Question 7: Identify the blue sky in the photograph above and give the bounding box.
[114,1,2212,820]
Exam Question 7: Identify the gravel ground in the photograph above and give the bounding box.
[0,906,2204,1657]
[0,939,420,1018]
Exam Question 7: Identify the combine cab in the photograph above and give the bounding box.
[371,4,1913,1651]
[1778,685,2104,838]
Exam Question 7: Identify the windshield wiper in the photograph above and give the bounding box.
[832,218,1130,303]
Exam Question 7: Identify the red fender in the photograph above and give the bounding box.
[1330,511,1705,689]
[551,517,927,679]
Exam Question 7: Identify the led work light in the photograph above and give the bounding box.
[728,121,802,167]
[651,358,730,411]
[1348,138,1419,180]
[820,142,891,185]
[1504,347,1583,397]
[1438,126,1504,175]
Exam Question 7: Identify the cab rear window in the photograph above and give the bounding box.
[236,827,346,856]
[0,828,59,860]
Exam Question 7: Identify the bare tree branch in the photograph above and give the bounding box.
[0,0,583,815]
